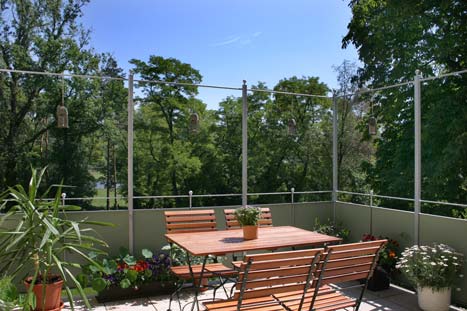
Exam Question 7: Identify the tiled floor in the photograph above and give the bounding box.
[64,283,465,311]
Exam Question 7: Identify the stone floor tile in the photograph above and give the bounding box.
[105,297,156,310]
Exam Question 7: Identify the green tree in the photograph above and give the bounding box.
[343,0,467,215]
[129,55,204,207]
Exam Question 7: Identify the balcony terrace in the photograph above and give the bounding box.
[41,198,464,310]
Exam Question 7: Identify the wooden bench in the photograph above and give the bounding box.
[274,240,387,311]
[204,248,324,311]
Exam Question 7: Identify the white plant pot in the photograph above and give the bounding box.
[417,287,451,311]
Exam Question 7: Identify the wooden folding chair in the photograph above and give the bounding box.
[224,207,273,230]
[204,248,324,311]
[275,240,387,311]
[164,210,237,310]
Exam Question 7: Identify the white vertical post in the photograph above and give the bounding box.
[291,187,295,226]
[332,94,338,222]
[242,80,248,207]
[414,70,422,245]
[189,190,193,209]
[369,190,374,235]
[127,71,134,254]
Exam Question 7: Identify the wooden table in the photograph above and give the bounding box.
[165,226,342,256]
[165,226,341,311]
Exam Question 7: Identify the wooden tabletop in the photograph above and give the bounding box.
[165,226,342,256]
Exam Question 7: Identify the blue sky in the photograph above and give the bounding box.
[81,0,358,109]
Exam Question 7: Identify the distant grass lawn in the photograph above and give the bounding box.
[91,188,126,210]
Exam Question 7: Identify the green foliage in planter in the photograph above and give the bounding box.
[80,247,175,292]
[0,167,113,310]
[396,243,464,290]
[234,206,261,226]
[313,218,350,242]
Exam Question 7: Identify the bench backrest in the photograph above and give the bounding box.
[224,207,273,230]
[234,249,323,309]
[164,209,217,234]
[319,239,387,286]
[304,239,387,311]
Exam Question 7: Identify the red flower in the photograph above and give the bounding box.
[134,260,149,272]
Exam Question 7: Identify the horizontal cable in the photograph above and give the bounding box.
[420,68,467,82]
[420,200,467,208]
[133,77,242,91]
[293,190,332,194]
[0,68,125,81]
[249,87,331,99]
[336,80,414,99]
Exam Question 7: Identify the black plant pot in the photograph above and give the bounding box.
[366,266,390,291]
[96,282,177,303]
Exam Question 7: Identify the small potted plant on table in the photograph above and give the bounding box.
[234,206,261,240]
[396,243,464,311]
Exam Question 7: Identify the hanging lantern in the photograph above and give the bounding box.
[189,112,200,133]
[368,116,377,135]
[56,73,69,128]
[288,118,297,136]
[56,105,69,128]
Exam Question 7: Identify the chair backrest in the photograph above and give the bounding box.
[233,249,323,308]
[224,207,273,230]
[164,209,217,234]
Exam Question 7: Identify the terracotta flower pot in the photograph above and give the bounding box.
[25,277,64,311]
[243,225,258,240]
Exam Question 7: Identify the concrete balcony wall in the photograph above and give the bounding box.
[65,201,333,256]
[335,201,467,305]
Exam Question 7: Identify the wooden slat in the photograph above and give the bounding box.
[320,271,369,285]
[236,283,308,300]
[241,257,318,271]
[170,263,236,279]
[320,254,374,269]
[326,246,381,259]
[166,222,216,230]
[318,262,372,278]
[241,274,310,290]
[164,209,215,216]
[239,265,316,281]
[165,215,215,222]
[204,296,285,311]
[326,240,386,252]
[244,249,322,262]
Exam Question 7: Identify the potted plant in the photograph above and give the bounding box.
[396,243,464,311]
[313,218,350,242]
[234,206,261,240]
[79,247,176,302]
[361,234,400,291]
[0,167,112,310]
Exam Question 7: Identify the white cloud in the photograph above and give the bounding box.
[211,32,262,47]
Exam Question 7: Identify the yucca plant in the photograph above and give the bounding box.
[0,167,113,310]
